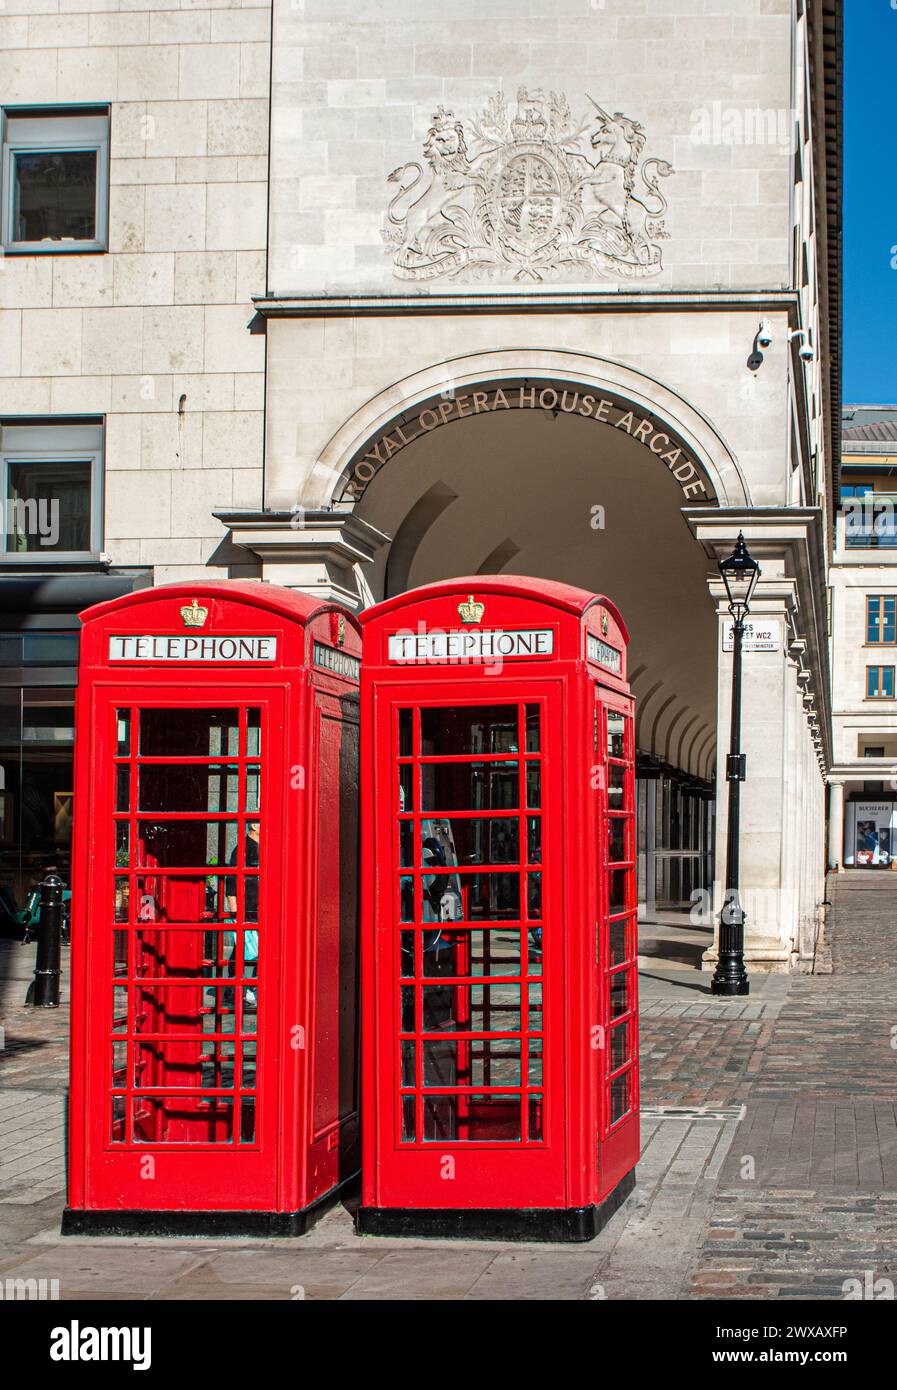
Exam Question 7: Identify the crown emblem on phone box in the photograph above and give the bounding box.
[180,598,209,628]
[457,595,485,624]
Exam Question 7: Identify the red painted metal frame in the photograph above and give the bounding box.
[67,581,361,1222]
[359,576,638,1223]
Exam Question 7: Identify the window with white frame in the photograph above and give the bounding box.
[1,421,104,558]
[1,107,109,253]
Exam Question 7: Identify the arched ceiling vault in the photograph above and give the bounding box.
[354,405,719,777]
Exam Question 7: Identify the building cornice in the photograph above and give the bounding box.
[808,0,843,499]
[251,290,804,320]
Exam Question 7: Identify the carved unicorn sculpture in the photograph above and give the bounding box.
[578,97,674,257]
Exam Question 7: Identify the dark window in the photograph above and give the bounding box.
[866,666,895,699]
[12,149,98,242]
[1,421,103,557]
[2,109,109,253]
[866,596,897,645]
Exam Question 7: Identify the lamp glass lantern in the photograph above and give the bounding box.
[719,533,760,622]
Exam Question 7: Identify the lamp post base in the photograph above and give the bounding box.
[710,975,750,997]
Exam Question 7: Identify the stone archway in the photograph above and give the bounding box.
[301,348,750,513]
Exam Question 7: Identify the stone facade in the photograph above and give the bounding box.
[268,0,795,294]
[0,0,840,973]
[246,0,837,971]
[829,414,897,872]
[0,0,271,584]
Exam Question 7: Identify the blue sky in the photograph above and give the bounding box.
[843,2,897,403]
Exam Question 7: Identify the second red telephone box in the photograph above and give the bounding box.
[358,576,639,1241]
[63,581,361,1235]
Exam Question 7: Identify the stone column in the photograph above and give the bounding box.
[211,509,390,610]
[827,780,844,872]
[703,570,801,974]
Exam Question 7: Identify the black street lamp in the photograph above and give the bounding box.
[711,531,761,997]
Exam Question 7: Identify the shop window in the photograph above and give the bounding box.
[1,107,109,253]
[867,596,897,645]
[0,686,76,908]
[866,666,895,699]
[1,420,104,558]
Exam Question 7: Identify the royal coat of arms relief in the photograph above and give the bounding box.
[383,88,674,283]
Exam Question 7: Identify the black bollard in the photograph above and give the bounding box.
[30,874,63,1008]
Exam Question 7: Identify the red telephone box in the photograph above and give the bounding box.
[63,581,362,1236]
[357,576,638,1241]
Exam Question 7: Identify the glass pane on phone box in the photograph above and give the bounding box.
[132,875,226,923]
[610,970,629,1019]
[245,710,261,757]
[112,986,128,1033]
[608,817,626,863]
[113,878,129,923]
[139,708,241,758]
[610,1071,630,1124]
[422,1036,457,1086]
[610,919,627,967]
[611,1022,629,1071]
[138,764,241,813]
[608,869,627,913]
[608,764,625,806]
[134,1095,239,1145]
[607,712,625,759]
[421,816,518,865]
[421,705,518,756]
[463,871,520,920]
[443,1095,521,1143]
[421,761,518,812]
[398,764,415,812]
[245,767,260,814]
[136,820,239,869]
[472,982,521,1031]
[472,1039,521,1086]
[398,708,413,757]
[241,1042,257,1089]
[422,928,521,977]
[423,1095,458,1142]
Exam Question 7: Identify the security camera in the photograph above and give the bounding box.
[757,319,773,348]
[788,328,815,362]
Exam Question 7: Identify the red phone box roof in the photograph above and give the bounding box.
[76,580,362,673]
[359,575,628,679]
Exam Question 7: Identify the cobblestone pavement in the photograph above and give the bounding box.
[1,880,896,1300]
[686,873,897,1299]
